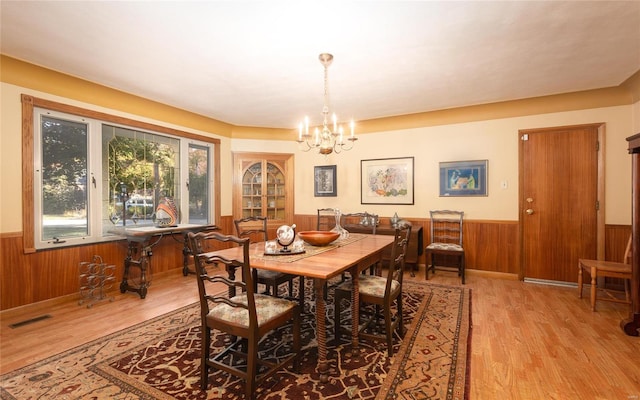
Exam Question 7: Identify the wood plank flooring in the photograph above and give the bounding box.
[1,267,639,398]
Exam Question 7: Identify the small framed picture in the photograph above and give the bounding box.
[314,165,337,197]
[439,160,488,197]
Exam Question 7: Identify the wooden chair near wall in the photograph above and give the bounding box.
[333,221,411,356]
[317,208,338,231]
[578,234,632,311]
[234,216,304,306]
[341,211,379,275]
[424,210,466,284]
[340,212,379,235]
[188,231,301,400]
[315,208,344,298]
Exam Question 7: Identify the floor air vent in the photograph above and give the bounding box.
[9,314,52,329]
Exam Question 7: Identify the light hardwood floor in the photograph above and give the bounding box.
[1,267,639,399]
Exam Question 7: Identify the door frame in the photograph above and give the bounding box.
[518,123,606,281]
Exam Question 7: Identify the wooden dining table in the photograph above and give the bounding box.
[206,233,394,382]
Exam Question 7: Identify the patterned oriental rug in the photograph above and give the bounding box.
[0,281,471,400]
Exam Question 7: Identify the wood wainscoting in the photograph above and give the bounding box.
[292,215,520,274]
[0,215,630,311]
[0,216,235,311]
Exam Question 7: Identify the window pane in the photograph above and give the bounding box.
[41,116,88,240]
[188,144,209,224]
[102,125,180,230]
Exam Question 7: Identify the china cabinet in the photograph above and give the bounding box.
[233,153,294,228]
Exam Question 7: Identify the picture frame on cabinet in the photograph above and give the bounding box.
[439,159,488,197]
[361,157,414,205]
[314,165,337,197]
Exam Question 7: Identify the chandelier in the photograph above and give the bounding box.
[296,53,357,155]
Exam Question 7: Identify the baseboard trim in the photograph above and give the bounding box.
[466,269,519,281]
[417,264,518,281]
[523,277,577,288]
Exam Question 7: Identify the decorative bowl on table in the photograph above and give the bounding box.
[297,231,340,246]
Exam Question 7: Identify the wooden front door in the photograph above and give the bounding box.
[520,124,603,283]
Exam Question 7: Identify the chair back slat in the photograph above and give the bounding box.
[430,210,464,246]
[188,231,257,325]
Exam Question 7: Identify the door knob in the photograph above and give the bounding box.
[525,208,534,215]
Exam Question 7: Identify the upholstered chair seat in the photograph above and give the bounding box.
[208,293,298,327]
[426,242,463,252]
[332,274,400,298]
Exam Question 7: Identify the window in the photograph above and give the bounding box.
[36,115,89,243]
[187,143,210,225]
[102,124,180,232]
[23,95,220,251]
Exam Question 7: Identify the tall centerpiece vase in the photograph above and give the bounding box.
[330,209,349,240]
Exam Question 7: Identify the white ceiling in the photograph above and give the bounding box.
[2,1,639,130]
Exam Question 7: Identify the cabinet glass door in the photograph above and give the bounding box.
[241,161,286,220]
[265,162,285,220]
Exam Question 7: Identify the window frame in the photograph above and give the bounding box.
[21,94,221,253]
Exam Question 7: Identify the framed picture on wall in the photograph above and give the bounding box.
[439,160,488,197]
[361,157,414,204]
[314,165,337,197]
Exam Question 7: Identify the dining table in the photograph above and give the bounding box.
[205,233,394,383]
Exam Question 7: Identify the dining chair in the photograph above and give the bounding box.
[425,210,465,284]
[341,211,379,275]
[316,208,345,298]
[317,208,339,230]
[188,231,301,400]
[333,221,411,356]
[234,216,304,306]
[340,212,378,234]
[578,234,632,311]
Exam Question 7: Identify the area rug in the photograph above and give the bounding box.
[0,281,471,400]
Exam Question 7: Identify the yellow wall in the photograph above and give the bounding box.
[2,56,639,233]
[236,105,635,224]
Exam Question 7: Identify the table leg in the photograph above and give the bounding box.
[119,240,152,299]
[138,246,151,299]
[182,233,192,276]
[314,279,329,383]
